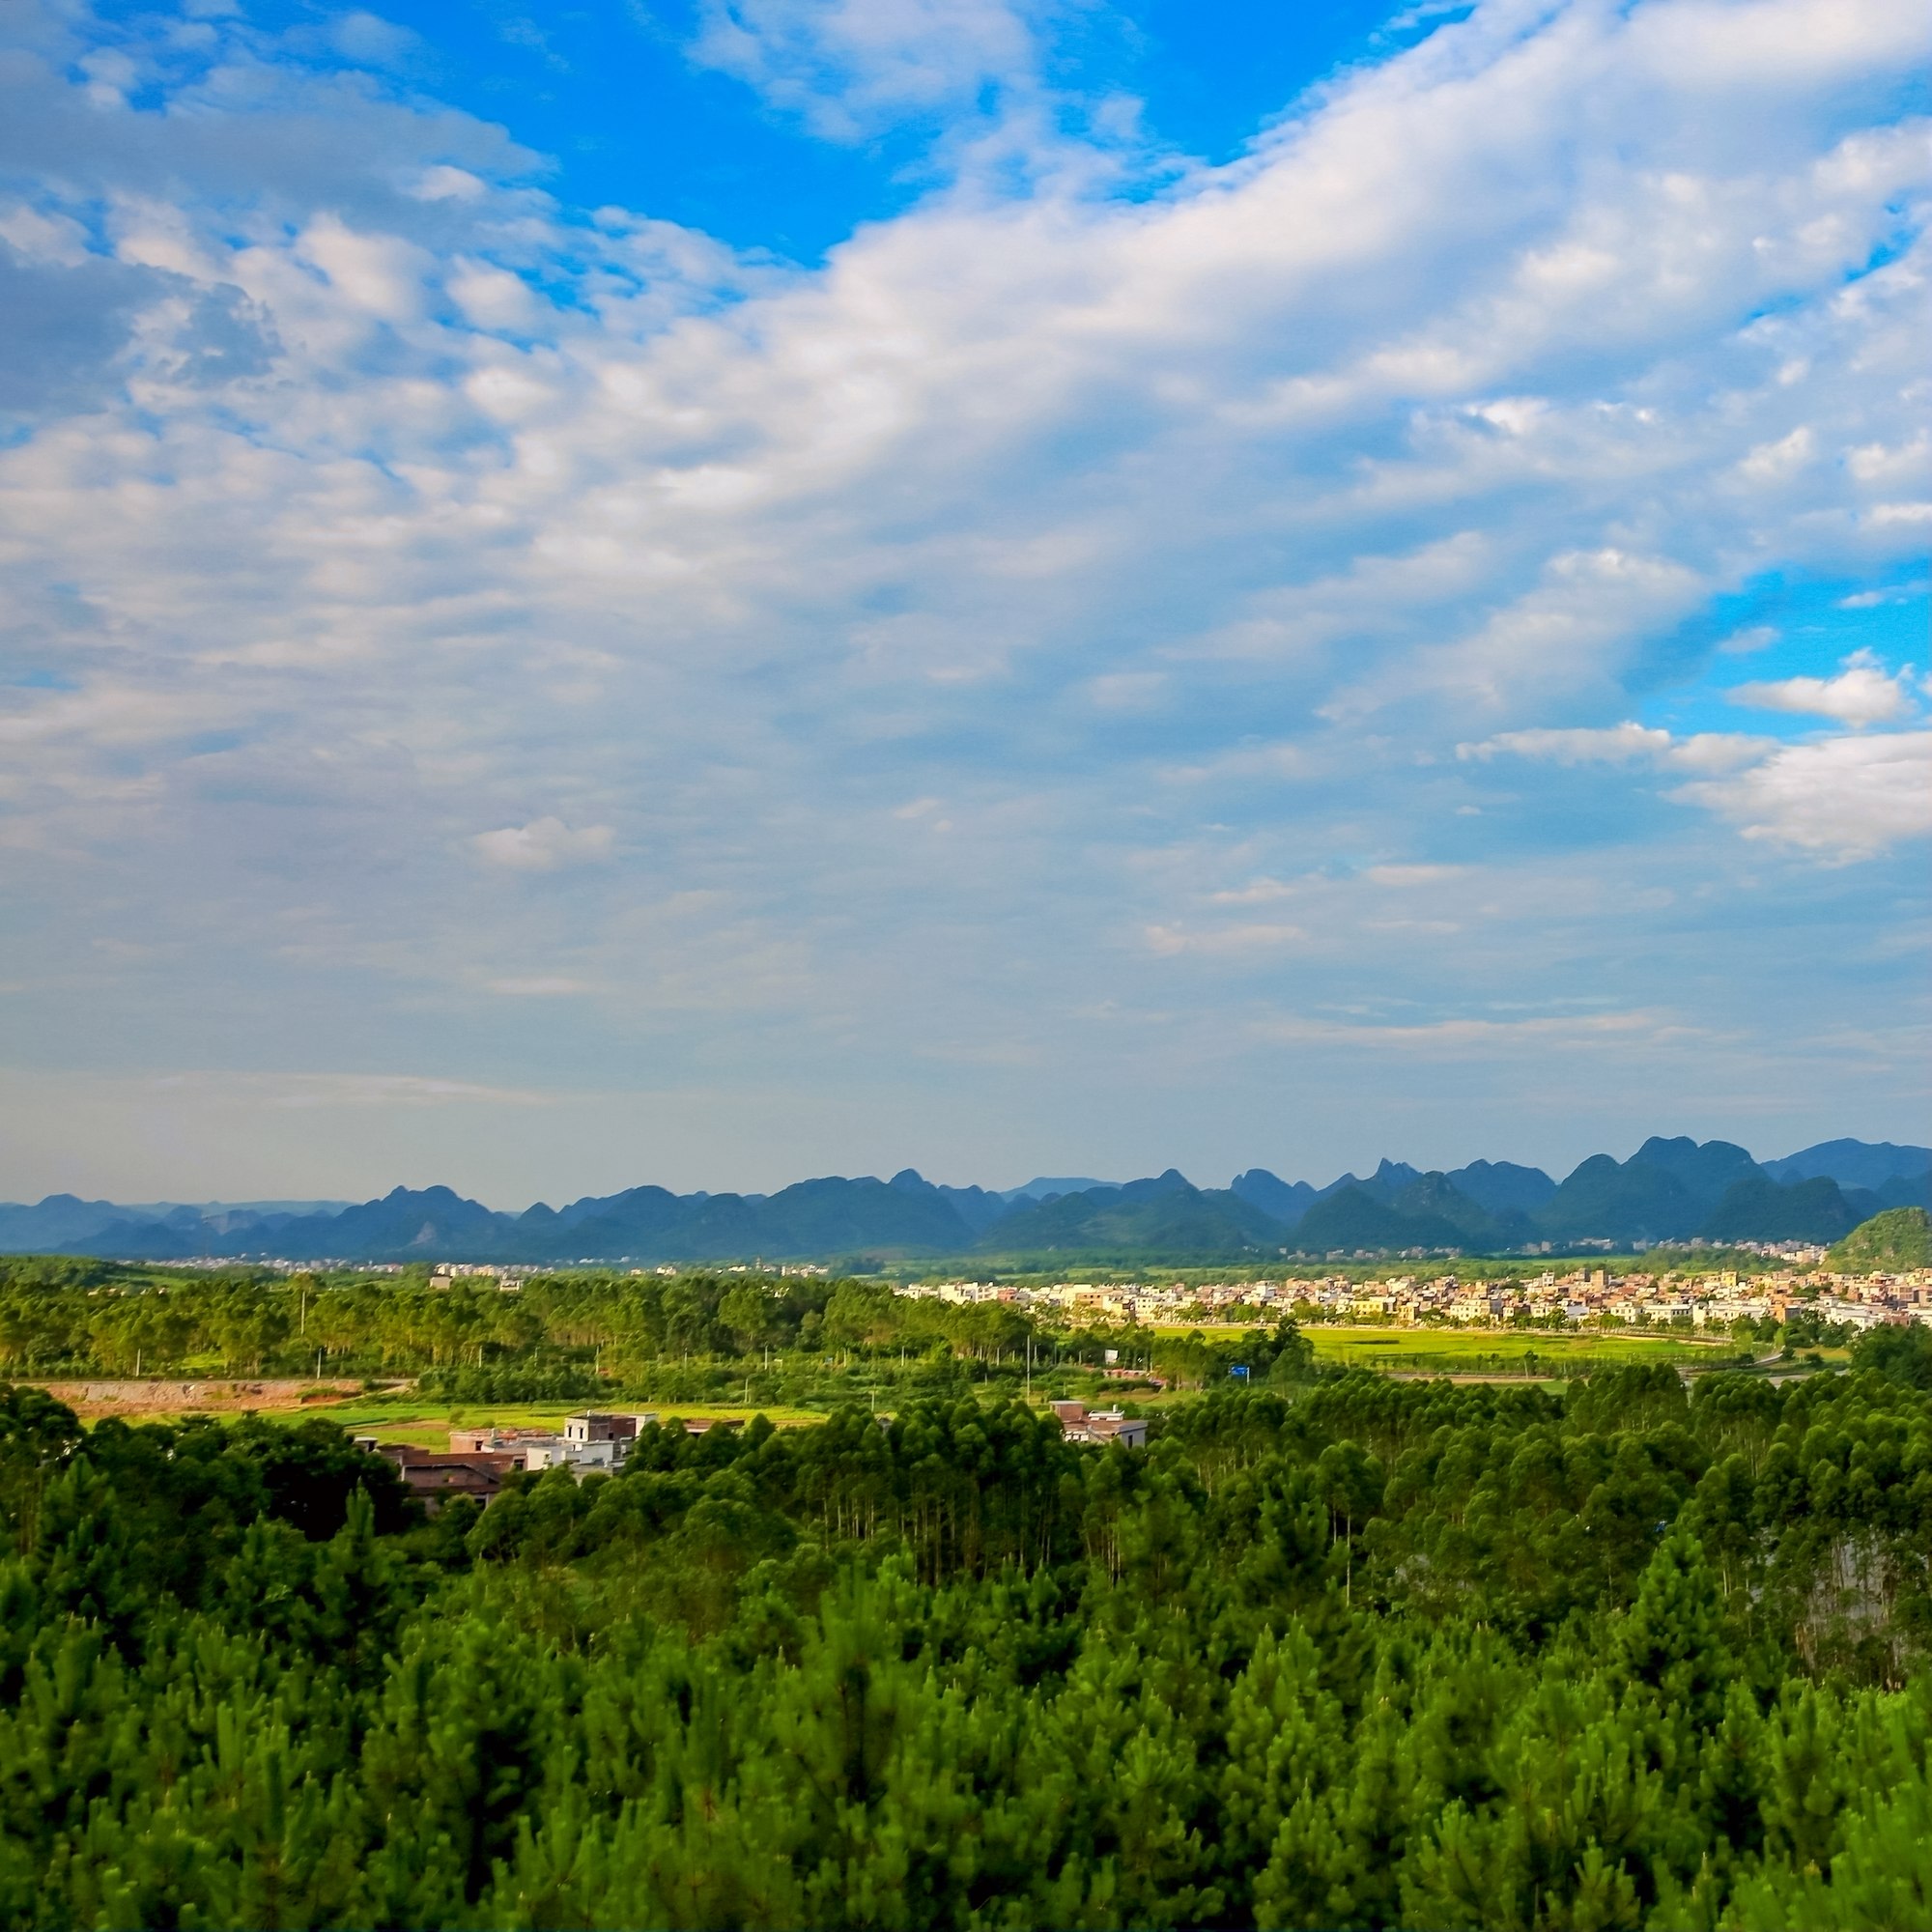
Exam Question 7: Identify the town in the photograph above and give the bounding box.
[893,1257,1932,1333]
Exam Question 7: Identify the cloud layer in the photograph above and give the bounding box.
[0,0,1926,1198]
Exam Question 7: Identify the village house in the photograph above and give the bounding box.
[1049,1400,1149,1448]
[365,1441,520,1511]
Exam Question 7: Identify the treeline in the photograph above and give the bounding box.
[0,1263,1297,1393]
[4,1333,1932,1926]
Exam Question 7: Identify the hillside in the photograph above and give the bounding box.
[1766,1139,1931,1191]
[1293,1183,1467,1254]
[1289,1171,1531,1255]
[9,1136,1925,1263]
[974,1173,1285,1256]
[1699,1173,1861,1244]
[1827,1207,1932,1272]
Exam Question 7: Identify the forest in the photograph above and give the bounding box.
[0,1260,1350,1405]
[4,1321,1932,1928]
[0,1258,1820,1411]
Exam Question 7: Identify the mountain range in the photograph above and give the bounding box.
[3,1137,1926,1264]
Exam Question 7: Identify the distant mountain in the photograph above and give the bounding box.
[1697,1174,1861,1244]
[1872,1173,1932,1212]
[519,1175,987,1262]
[1536,1154,1699,1244]
[1444,1160,1555,1216]
[997,1177,1120,1203]
[1536,1138,1762,1245]
[1294,1185,1464,1253]
[1231,1169,1318,1227]
[1765,1139,1932,1192]
[1393,1172,1535,1245]
[759,1175,978,1255]
[274,1185,508,1260]
[531,1185,761,1262]
[1628,1135,1762,1206]
[1358,1159,1423,1203]
[1291,1172,1522,1255]
[976,1172,1284,1256]
[0,1195,170,1253]
[1233,1158,1550,1237]
[900,1170,1011,1234]
[14,1136,1927,1264]
[1309,1160,1422,1206]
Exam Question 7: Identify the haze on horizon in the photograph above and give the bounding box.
[0,0,1926,1208]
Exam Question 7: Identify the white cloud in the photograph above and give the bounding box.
[1145,922,1308,956]
[1845,431,1929,488]
[1087,671,1168,711]
[688,0,1040,140]
[1253,1009,1680,1055]
[0,0,1927,1183]
[1461,712,1932,856]
[1663,732,1781,775]
[293,213,430,325]
[1727,652,1917,726]
[1673,730,1932,857]
[1208,878,1299,905]
[1733,425,1815,485]
[1461,723,1780,775]
[1460,723,1673,765]
[446,261,544,334]
[471,819,615,871]
[1363,864,1464,885]
[145,1072,556,1109]
[1839,580,1927,609]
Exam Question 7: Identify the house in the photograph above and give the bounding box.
[1049,1401,1149,1449]
[563,1410,659,1444]
[523,1436,622,1472]
[376,1445,519,1511]
[448,1425,556,1454]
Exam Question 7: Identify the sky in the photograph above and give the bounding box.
[0,0,1927,1208]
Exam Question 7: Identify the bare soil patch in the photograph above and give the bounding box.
[20,1378,379,1419]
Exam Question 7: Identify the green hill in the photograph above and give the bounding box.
[1294,1182,1466,1253]
[1700,1173,1859,1244]
[1827,1207,1931,1272]
[976,1172,1283,1256]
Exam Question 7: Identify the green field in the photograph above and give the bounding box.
[69,1327,1770,1440]
[1307,1325,1738,1377]
[96,1397,826,1445]
[1150,1322,1746,1376]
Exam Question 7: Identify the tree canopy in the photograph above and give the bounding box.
[1827,1206,1931,1272]
[3,1350,1932,1926]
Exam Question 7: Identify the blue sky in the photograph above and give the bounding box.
[0,0,1927,1206]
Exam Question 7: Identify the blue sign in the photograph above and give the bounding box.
[1230,1364,1250,1379]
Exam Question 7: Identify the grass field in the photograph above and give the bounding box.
[58,1325,1799,1439]
[1306,1326,1739,1378]
[1149,1322,1746,1379]
[84,1397,825,1445]
[346,1401,826,1447]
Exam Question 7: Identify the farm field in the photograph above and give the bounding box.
[309,1399,823,1448]
[40,1389,825,1442]
[36,1325,1804,1441]
[1308,1325,1737,1372]
[1149,1321,1747,1379]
